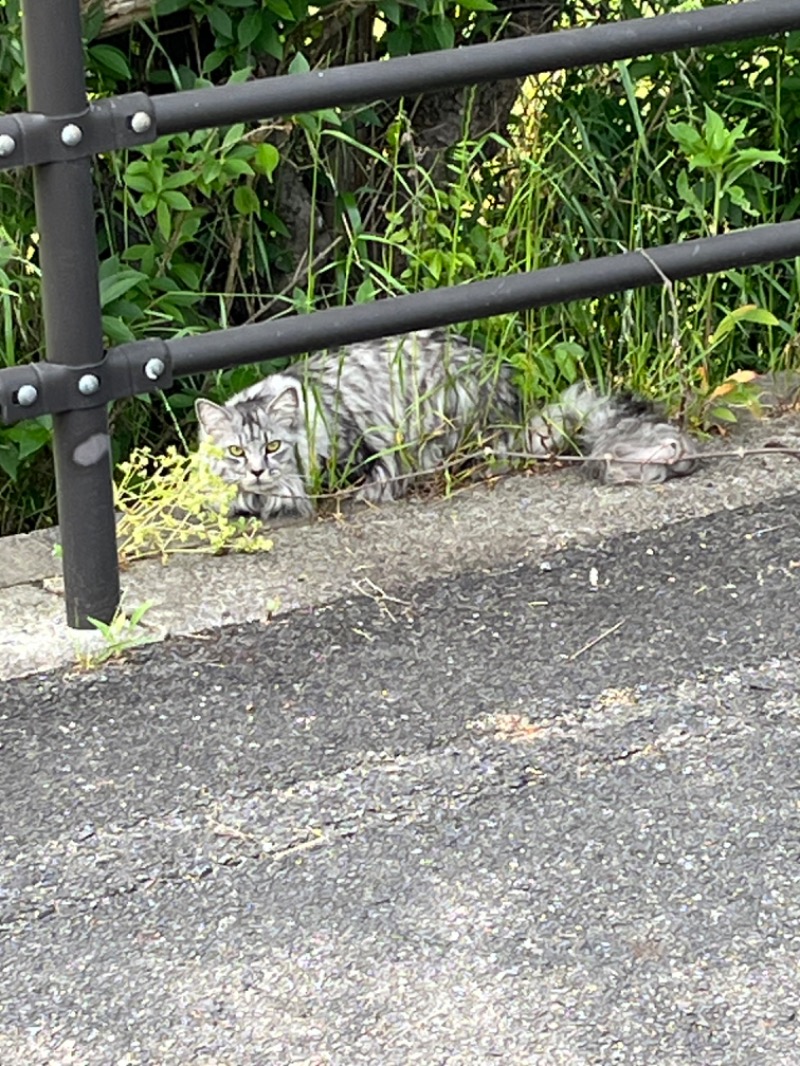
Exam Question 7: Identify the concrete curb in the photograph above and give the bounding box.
[2,413,799,681]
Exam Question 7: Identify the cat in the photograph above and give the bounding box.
[195,329,698,520]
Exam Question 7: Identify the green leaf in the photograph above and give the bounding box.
[153,288,202,308]
[90,44,132,79]
[667,120,703,157]
[316,108,342,127]
[102,315,137,344]
[162,171,198,189]
[261,209,290,237]
[385,27,412,56]
[253,142,280,179]
[172,263,201,289]
[256,23,283,61]
[137,192,158,214]
[125,159,153,177]
[338,191,362,235]
[107,298,144,323]
[424,250,443,282]
[84,4,106,40]
[675,169,704,218]
[222,158,255,178]
[222,123,246,150]
[731,148,786,168]
[124,174,155,194]
[201,160,223,186]
[161,190,193,211]
[203,48,232,75]
[238,9,263,48]
[157,200,172,241]
[227,66,254,85]
[295,112,319,135]
[226,144,257,161]
[164,393,200,409]
[355,278,376,303]
[206,6,233,40]
[431,17,455,50]
[152,301,186,325]
[709,405,738,424]
[99,268,147,308]
[725,184,757,217]
[688,151,716,171]
[233,185,261,214]
[98,255,123,281]
[703,107,729,155]
[288,52,310,75]
[709,305,781,345]
[154,0,193,13]
[553,341,584,383]
[0,444,19,480]
[123,244,156,273]
[381,0,401,22]
[7,421,51,459]
[269,0,296,19]
[134,158,164,189]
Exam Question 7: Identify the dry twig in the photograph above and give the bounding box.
[568,619,626,662]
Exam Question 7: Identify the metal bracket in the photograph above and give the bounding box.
[0,92,157,171]
[0,340,172,426]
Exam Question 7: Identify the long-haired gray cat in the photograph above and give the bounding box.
[195,329,697,520]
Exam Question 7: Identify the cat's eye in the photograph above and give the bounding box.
[227,445,244,458]
[265,439,282,454]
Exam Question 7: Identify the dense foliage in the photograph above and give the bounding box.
[0,0,798,532]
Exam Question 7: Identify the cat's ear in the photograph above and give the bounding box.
[268,383,302,429]
[195,398,231,436]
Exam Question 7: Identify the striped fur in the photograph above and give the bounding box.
[195,331,698,519]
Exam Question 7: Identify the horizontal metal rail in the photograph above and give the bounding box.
[6,222,800,426]
[153,0,800,134]
[163,223,800,376]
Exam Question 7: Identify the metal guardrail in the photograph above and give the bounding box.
[2,0,800,627]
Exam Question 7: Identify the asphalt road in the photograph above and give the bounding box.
[2,493,800,1064]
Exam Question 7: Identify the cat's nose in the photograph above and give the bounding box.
[250,468,265,479]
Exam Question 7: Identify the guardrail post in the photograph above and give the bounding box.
[22,0,120,627]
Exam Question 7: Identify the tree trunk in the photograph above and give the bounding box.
[411,0,564,168]
[83,0,154,38]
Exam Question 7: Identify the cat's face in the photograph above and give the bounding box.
[195,385,301,497]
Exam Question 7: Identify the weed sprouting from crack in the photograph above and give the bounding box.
[73,600,158,670]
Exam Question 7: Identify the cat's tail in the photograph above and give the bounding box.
[525,383,698,485]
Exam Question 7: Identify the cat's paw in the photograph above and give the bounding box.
[590,424,697,484]
[355,465,401,504]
